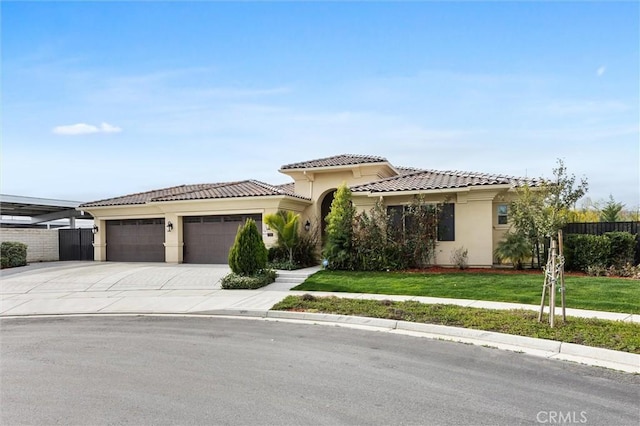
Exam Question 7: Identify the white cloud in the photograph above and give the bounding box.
[52,122,122,135]
[597,66,606,76]
[99,122,122,133]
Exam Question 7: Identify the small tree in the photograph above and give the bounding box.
[600,195,624,222]
[264,210,300,264]
[538,158,588,238]
[510,159,588,267]
[323,183,356,269]
[228,218,268,276]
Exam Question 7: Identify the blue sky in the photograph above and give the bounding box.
[2,1,638,209]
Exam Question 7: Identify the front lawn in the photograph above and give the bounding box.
[272,295,640,354]
[292,270,640,314]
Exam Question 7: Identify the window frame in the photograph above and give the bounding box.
[386,203,455,242]
[497,204,509,225]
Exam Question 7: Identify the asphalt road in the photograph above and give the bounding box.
[1,316,638,426]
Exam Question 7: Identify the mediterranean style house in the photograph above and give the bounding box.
[79,154,539,267]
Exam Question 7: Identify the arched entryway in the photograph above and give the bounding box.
[320,189,336,243]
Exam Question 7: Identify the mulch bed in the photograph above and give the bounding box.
[405,267,588,277]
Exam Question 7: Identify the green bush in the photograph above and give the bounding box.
[220,270,276,289]
[564,234,611,272]
[268,231,318,269]
[0,241,28,269]
[564,232,638,274]
[604,232,636,268]
[494,233,532,270]
[228,218,268,276]
[323,184,356,270]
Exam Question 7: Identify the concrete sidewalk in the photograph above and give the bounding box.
[1,262,638,373]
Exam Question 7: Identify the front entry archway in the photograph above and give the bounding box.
[320,189,336,244]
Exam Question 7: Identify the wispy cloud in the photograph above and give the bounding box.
[52,122,122,135]
[597,66,606,77]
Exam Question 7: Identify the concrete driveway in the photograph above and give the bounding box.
[0,261,306,316]
[0,261,231,292]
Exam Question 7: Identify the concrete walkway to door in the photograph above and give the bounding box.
[0,261,321,316]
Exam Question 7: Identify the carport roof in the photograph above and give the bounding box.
[0,194,92,223]
[79,180,311,208]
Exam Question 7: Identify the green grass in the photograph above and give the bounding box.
[292,271,640,314]
[272,295,640,354]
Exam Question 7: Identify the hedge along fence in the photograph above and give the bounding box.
[564,232,637,272]
[564,221,640,264]
[1,241,28,269]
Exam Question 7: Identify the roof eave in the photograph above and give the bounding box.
[353,183,515,197]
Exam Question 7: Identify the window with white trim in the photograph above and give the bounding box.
[497,204,508,225]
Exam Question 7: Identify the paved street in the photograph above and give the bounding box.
[2,316,639,426]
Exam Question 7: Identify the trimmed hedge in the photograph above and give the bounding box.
[564,232,637,272]
[0,241,28,269]
[220,270,276,289]
[605,232,636,268]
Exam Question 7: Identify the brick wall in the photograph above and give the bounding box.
[0,229,59,262]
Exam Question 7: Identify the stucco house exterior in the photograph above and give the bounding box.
[79,154,539,267]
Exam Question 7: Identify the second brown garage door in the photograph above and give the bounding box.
[183,214,262,264]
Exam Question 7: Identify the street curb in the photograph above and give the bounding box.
[260,310,639,374]
[2,309,638,374]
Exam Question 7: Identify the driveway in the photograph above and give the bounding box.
[0,261,231,291]
[0,262,293,316]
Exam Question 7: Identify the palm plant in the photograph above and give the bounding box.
[264,210,300,264]
[494,232,532,270]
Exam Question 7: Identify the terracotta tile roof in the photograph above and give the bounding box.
[80,180,309,207]
[275,182,296,194]
[351,169,542,193]
[280,154,388,170]
[395,166,424,175]
[79,184,217,207]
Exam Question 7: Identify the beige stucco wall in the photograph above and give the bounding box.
[0,228,59,262]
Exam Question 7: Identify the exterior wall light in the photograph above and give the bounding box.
[304,220,311,232]
[166,221,173,232]
[92,225,99,234]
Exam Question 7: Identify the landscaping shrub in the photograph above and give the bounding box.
[352,203,405,271]
[228,218,268,276]
[450,246,469,270]
[564,234,610,272]
[347,197,439,271]
[494,233,531,270]
[221,269,276,289]
[267,227,319,270]
[564,231,637,276]
[604,231,636,268]
[0,241,27,269]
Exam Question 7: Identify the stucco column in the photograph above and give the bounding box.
[93,219,107,261]
[164,213,183,263]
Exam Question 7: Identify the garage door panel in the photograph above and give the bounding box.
[106,219,165,262]
[183,215,261,264]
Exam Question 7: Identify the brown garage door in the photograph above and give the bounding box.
[106,219,165,262]
[183,215,262,264]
